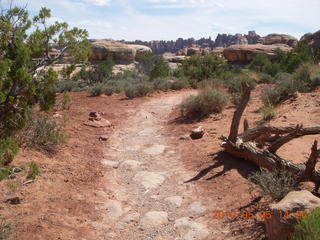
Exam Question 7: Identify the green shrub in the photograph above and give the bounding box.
[248,168,297,201]
[61,92,72,110]
[153,78,172,91]
[89,83,106,96]
[26,161,41,180]
[150,57,170,80]
[0,167,13,181]
[260,104,276,122]
[103,86,116,96]
[21,115,66,154]
[0,218,12,239]
[311,70,320,87]
[170,78,190,90]
[125,82,153,99]
[0,138,19,166]
[224,75,256,104]
[55,80,78,93]
[180,89,227,117]
[197,78,223,90]
[292,207,320,240]
[257,72,273,83]
[179,54,227,81]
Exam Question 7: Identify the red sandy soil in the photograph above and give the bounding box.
[0,86,319,240]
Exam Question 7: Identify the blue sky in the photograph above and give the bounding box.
[2,0,320,41]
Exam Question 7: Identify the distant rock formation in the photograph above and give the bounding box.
[222,44,292,63]
[124,31,260,54]
[301,30,320,49]
[90,41,152,64]
[257,34,298,47]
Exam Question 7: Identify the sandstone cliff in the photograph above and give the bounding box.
[90,41,152,64]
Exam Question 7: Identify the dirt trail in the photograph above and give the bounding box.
[96,91,230,240]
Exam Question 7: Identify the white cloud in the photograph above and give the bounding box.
[11,0,320,41]
[85,0,110,6]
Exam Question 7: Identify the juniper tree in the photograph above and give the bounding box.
[0,5,91,136]
[0,3,91,164]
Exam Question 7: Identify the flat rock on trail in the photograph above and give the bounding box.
[96,92,231,239]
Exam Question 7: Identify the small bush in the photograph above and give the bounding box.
[170,78,189,90]
[0,167,13,181]
[197,78,223,90]
[124,82,153,99]
[22,115,66,154]
[153,78,172,91]
[311,70,320,87]
[61,92,72,110]
[0,138,19,166]
[248,168,297,201]
[257,72,274,83]
[55,80,78,93]
[0,218,12,239]
[89,83,106,96]
[26,161,41,180]
[224,75,256,94]
[180,89,227,117]
[260,104,276,122]
[292,207,320,240]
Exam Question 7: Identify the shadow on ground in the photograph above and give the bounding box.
[185,151,259,183]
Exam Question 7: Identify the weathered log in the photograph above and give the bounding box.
[228,84,251,143]
[221,138,320,184]
[302,140,319,181]
[240,125,320,142]
[221,85,320,184]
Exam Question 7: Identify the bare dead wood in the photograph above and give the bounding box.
[302,141,319,181]
[243,119,249,132]
[268,124,303,153]
[221,83,320,185]
[240,125,320,142]
[228,84,251,143]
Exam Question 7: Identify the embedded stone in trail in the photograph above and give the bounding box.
[143,145,166,155]
[138,127,157,136]
[102,160,119,168]
[121,160,142,169]
[141,211,168,228]
[104,200,123,219]
[133,171,165,189]
[121,213,140,223]
[174,217,210,240]
[165,196,183,208]
[188,202,207,214]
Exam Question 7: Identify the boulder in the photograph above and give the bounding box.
[90,41,152,64]
[128,44,152,59]
[301,30,320,49]
[257,34,298,47]
[265,190,320,240]
[190,126,205,140]
[222,44,292,63]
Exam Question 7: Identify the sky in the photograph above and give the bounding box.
[2,0,320,41]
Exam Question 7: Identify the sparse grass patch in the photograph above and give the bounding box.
[26,161,41,180]
[124,82,153,99]
[292,207,320,240]
[259,104,276,122]
[61,92,72,110]
[89,83,106,96]
[20,115,66,154]
[6,180,18,191]
[0,167,13,181]
[0,218,12,239]
[0,138,19,166]
[248,168,297,201]
[180,89,227,117]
